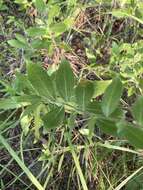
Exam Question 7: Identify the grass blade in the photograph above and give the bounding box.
[67,134,88,190]
[0,133,44,190]
[115,166,143,190]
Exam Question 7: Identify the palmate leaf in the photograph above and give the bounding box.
[55,60,75,102]
[43,106,64,129]
[75,80,94,111]
[132,96,143,126]
[27,63,55,100]
[101,77,123,117]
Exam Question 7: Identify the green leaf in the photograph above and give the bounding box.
[50,22,68,36]
[86,116,96,139]
[93,80,111,98]
[55,60,75,102]
[67,112,76,129]
[43,106,64,129]
[33,104,43,139]
[21,103,41,117]
[26,27,47,37]
[101,77,123,117]
[86,101,102,115]
[67,0,77,7]
[7,39,27,49]
[112,10,128,18]
[86,103,123,118]
[86,49,96,63]
[75,80,94,111]
[15,34,28,45]
[0,95,40,111]
[0,98,29,110]
[20,115,32,136]
[14,95,41,105]
[112,10,143,24]
[13,72,34,94]
[31,39,51,49]
[96,118,118,136]
[35,0,46,13]
[132,96,143,126]
[110,106,124,120]
[48,4,60,25]
[117,122,143,148]
[79,128,90,136]
[0,2,8,10]
[63,18,74,29]
[27,63,55,100]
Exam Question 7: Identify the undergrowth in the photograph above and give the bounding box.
[1,0,143,190]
